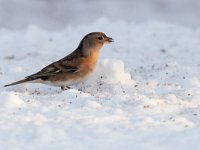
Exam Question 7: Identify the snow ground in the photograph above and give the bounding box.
[1,19,200,149]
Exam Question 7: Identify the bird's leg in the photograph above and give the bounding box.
[61,86,71,91]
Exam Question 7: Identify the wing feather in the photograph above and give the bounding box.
[25,50,84,79]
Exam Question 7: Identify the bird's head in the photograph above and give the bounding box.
[78,32,113,55]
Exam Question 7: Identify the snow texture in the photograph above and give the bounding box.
[1,19,200,149]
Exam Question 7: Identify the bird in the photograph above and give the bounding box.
[4,32,113,90]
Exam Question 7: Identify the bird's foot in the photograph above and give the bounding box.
[61,86,71,91]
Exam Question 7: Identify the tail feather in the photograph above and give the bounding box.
[4,78,36,87]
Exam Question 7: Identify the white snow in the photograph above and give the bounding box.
[2,92,26,109]
[1,19,200,149]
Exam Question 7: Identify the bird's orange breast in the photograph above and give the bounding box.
[81,49,99,71]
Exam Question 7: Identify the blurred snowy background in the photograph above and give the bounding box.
[0,0,200,30]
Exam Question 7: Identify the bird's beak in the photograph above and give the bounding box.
[105,36,114,43]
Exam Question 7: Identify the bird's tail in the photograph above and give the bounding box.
[4,78,36,87]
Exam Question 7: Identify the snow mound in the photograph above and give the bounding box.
[1,92,26,109]
[97,59,133,84]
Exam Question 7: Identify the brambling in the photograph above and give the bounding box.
[4,32,113,90]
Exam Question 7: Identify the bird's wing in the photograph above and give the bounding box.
[25,50,84,79]
[25,62,80,79]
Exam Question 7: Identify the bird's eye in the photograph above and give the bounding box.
[98,36,103,40]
